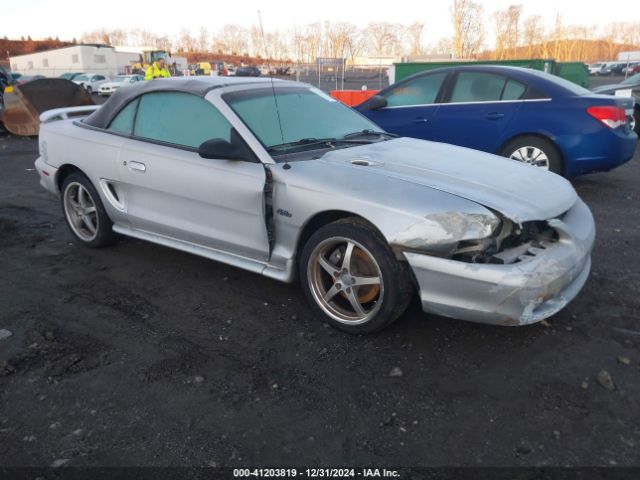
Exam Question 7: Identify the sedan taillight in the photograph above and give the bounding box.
[587,106,626,129]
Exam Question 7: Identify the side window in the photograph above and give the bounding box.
[450,72,506,103]
[133,92,232,148]
[385,72,447,107]
[502,79,526,100]
[108,98,139,134]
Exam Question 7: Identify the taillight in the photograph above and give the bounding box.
[587,106,626,129]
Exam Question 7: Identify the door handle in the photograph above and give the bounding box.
[413,117,429,124]
[127,161,146,172]
[485,112,505,120]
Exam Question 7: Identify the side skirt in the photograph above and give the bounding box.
[112,224,294,282]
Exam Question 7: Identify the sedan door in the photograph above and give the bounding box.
[432,71,525,153]
[110,91,270,261]
[361,71,448,141]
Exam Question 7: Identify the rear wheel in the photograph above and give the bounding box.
[501,136,563,175]
[61,172,115,248]
[300,218,412,334]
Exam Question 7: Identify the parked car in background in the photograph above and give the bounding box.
[16,75,46,84]
[235,66,261,77]
[226,66,236,76]
[592,72,640,133]
[622,62,640,74]
[98,74,144,96]
[9,72,22,83]
[588,62,617,76]
[34,77,596,333]
[357,66,637,177]
[59,72,85,81]
[608,63,627,76]
[73,73,108,93]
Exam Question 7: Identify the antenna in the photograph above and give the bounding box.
[257,10,288,161]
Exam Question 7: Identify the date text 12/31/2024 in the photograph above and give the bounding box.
[233,468,401,478]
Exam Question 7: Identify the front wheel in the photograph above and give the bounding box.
[299,218,412,334]
[501,136,563,175]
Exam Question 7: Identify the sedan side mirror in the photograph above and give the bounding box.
[361,95,388,111]
[198,138,252,162]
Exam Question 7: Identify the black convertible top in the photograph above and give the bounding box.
[83,76,287,129]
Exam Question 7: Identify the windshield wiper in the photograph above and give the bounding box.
[267,137,337,153]
[341,129,398,140]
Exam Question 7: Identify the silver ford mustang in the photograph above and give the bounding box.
[34,77,595,333]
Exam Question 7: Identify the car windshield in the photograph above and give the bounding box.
[224,87,383,156]
[621,73,640,85]
[75,74,90,81]
[113,76,128,82]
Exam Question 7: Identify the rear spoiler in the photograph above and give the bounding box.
[40,105,101,124]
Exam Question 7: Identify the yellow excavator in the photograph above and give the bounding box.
[130,50,172,75]
[1,69,93,137]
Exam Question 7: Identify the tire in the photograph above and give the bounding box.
[500,136,563,175]
[61,172,115,248]
[299,217,413,334]
[634,106,640,135]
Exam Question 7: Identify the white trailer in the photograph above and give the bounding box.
[618,51,640,62]
[10,44,189,78]
[10,45,119,77]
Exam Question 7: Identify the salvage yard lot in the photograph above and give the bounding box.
[0,134,639,467]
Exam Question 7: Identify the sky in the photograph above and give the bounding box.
[2,0,639,47]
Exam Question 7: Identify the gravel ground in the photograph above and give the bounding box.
[0,125,639,468]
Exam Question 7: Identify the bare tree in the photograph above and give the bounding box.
[430,37,454,57]
[522,15,544,58]
[364,22,401,58]
[198,26,209,52]
[450,0,485,58]
[178,28,197,52]
[405,22,425,56]
[492,5,521,60]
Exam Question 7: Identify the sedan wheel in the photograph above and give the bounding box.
[299,217,412,333]
[61,172,115,247]
[509,146,550,170]
[501,136,562,175]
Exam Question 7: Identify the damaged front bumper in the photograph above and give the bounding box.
[404,198,595,326]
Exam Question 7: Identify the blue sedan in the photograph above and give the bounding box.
[357,66,637,177]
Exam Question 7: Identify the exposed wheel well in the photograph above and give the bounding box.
[499,133,563,158]
[295,211,383,261]
[55,164,83,192]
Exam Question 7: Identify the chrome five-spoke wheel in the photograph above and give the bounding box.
[308,237,384,326]
[63,181,99,242]
[61,172,115,247]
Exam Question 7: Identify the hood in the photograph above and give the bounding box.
[318,137,577,224]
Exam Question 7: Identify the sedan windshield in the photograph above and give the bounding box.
[113,76,129,82]
[622,73,640,85]
[224,87,383,155]
[75,74,89,81]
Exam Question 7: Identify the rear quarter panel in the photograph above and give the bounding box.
[40,120,128,221]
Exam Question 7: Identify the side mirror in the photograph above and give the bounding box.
[198,138,251,161]
[361,95,387,111]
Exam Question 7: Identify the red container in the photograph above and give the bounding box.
[330,89,379,107]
